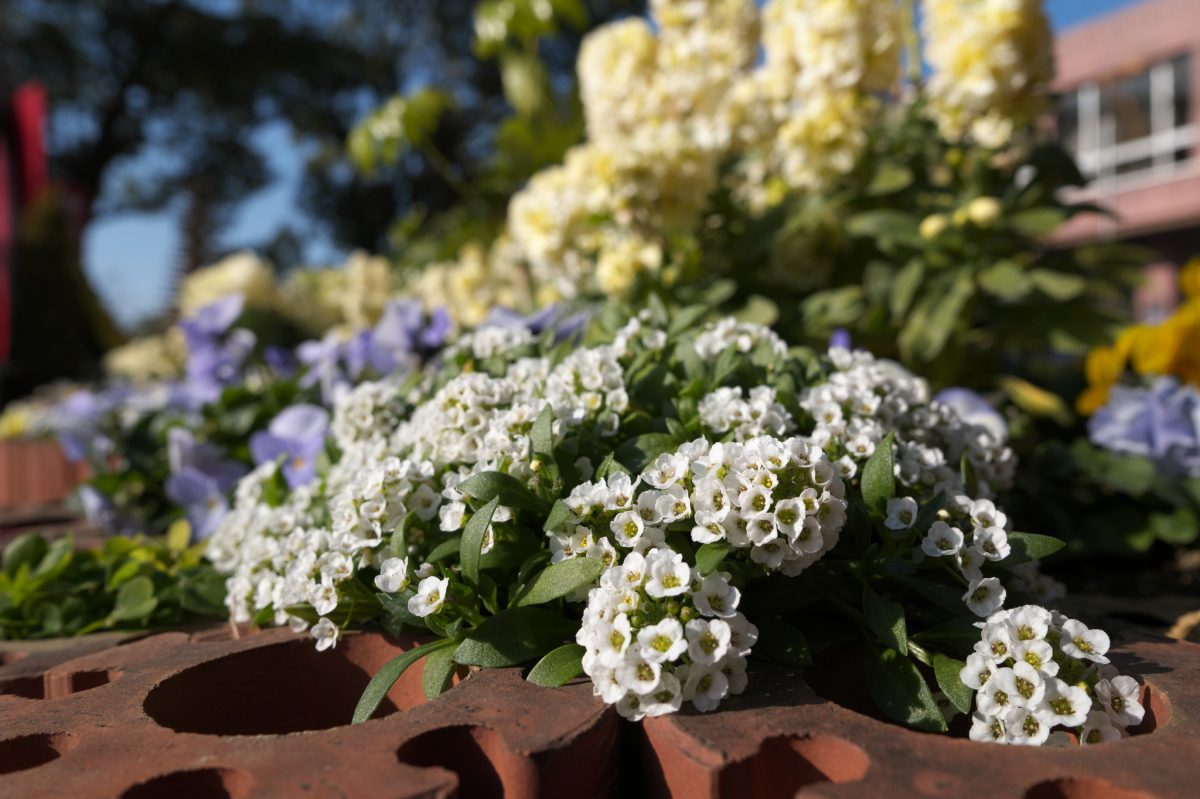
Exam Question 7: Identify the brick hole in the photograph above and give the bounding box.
[121,768,253,799]
[1024,778,1157,799]
[144,634,429,735]
[1128,683,1170,735]
[717,735,870,798]
[44,669,121,698]
[0,651,28,666]
[396,725,538,799]
[0,676,45,700]
[0,733,76,775]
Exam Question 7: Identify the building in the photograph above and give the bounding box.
[1051,0,1200,319]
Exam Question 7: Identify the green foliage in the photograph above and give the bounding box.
[0,529,227,640]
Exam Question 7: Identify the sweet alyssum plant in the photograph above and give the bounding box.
[207,302,1141,745]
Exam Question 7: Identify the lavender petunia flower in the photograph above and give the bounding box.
[829,328,852,350]
[1089,378,1200,477]
[179,295,255,404]
[935,387,1008,442]
[250,404,330,488]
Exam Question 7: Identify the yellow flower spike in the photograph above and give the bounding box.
[1180,256,1200,298]
[1000,376,1073,425]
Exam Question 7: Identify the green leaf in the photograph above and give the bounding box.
[3,533,48,577]
[109,576,158,622]
[543,500,573,533]
[1009,208,1065,237]
[668,305,711,337]
[526,644,586,687]
[862,432,896,517]
[694,542,732,576]
[531,404,555,458]
[865,646,947,732]
[1150,508,1198,545]
[1029,269,1087,301]
[960,455,979,497]
[352,639,456,723]
[890,260,925,320]
[866,163,914,196]
[456,471,545,513]
[515,558,604,606]
[977,261,1031,301]
[616,433,680,472]
[426,536,462,563]
[460,497,501,585]
[453,607,577,668]
[863,585,908,655]
[847,210,921,245]
[912,492,946,534]
[1004,532,1066,565]
[912,617,980,655]
[754,619,812,666]
[422,642,459,700]
[933,654,973,715]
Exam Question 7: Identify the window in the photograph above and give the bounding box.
[1056,53,1195,182]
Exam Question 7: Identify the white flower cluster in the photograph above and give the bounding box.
[551,436,848,577]
[578,548,757,719]
[924,0,1054,148]
[331,380,407,451]
[802,348,1016,497]
[699,386,795,441]
[963,605,1144,746]
[692,318,789,362]
[445,325,536,361]
[206,462,348,648]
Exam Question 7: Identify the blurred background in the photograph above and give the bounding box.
[0,0,1196,397]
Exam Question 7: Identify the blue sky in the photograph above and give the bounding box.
[81,0,1143,330]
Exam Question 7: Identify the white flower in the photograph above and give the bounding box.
[1080,710,1123,745]
[616,654,663,695]
[611,510,645,548]
[596,614,634,666]
[312,617,340,652]
[968,712,1009,743]
[922,521,964,557]
[997,661,1046,708]
[1004,706,1051,746]
[973,525,1011,561]
[681,663,730,713]
[641,671,684,717]
[1039,678,1091,728]
[960,652,995,690]
[685,618,732,665]
[1012,640,1058,676]
[884,497,919,531]
[1095,676,1144,726]
[374,557,410,593]
[644,548,691,598]
[408,575,449,617]
[1009,605,1052,642]
[963,577,1006,617]
[1060,619,1111,664]
[691,573,741,618]
[637,618,688,664]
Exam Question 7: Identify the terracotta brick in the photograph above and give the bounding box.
[641,632,1200,799]
[1,626,1197,798]
[0,627,619,799]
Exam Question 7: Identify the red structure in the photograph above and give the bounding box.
[0,83,50,370]
[1051,0,1200,319]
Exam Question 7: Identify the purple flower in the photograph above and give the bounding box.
[179,295,255,404]
[481,304,588,342]
[165,469,228,540]
[1089,378,1200,477]
[829,329,852,350]
[167,428,246,492]
[51,388,127,462]
[935,387,1008,442]
[78,485,120,530]
[249,403,330,487]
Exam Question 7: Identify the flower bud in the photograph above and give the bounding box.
[919,214,949,240]
[966,197,1002,227]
